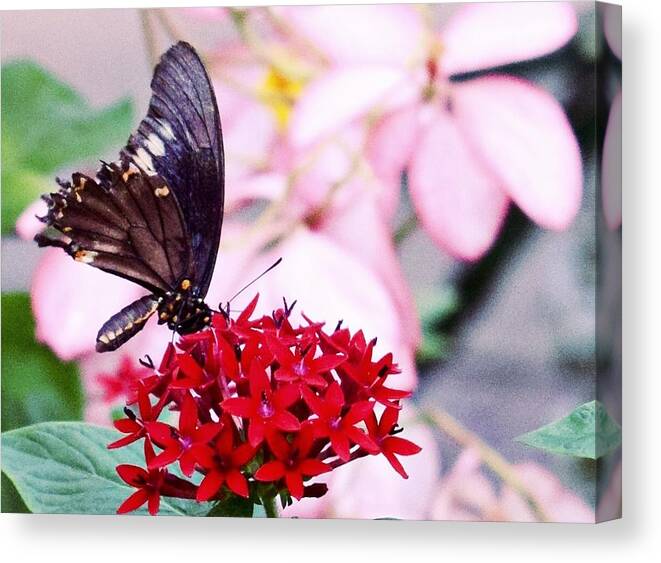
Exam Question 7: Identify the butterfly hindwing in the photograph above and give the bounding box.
[36,159,193,294]
[123,41,224,295]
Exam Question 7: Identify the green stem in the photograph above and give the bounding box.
[394,213,418,245]
[262,495,279,518]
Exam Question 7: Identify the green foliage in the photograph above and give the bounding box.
[415,287,459,364]
[206,495,255,518]
[1,60,133,233]
[515,400,621,459]
[1,292,83,432]
[1,422,207,516]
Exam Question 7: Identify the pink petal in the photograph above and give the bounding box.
[204,220,279,310]
[602,90,622,230]
[31,248,146,360]
[289,66,408,148]
[321,185,421,350]
[275,5,424,65]
[441,2,578,75]
[409,106,509,261]
[227,172,287,212]
[453,76,582,230]
[213,77,278,188]
[366,104,420,192]
[15,198,47,241]
[291,127,365,211]
[181,7,228,21]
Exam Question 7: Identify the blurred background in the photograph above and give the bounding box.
[1,2,621,521]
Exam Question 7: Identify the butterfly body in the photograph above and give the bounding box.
[35,42,224,353]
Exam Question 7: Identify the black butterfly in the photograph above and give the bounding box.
[35,42,224,353]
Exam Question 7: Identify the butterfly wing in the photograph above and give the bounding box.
[122,41,224,296]
[36,162,193,294]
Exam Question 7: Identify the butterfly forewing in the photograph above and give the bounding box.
[123,41,224,295]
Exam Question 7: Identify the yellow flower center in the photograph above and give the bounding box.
[259,67,304,130]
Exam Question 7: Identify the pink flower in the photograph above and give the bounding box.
[283,3,582,260]
[431,448,594,522]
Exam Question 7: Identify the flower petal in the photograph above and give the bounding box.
[255,460,286,482]
[197,471,225,502]
[385,436,422,456]
[226,469,250,498]
[117,489,149,514]
[322,184,421,349]
[442,2,578,75]
[299,459,331,477]
[285,470,305,500]
[272,410,302,433]
[366,104,420,190]
[453,76,582,230]
[289,66,407,148]
[31,248,145,360]
[221,397,254,418]
[15,198,47,241]
[409,107,509,261]
[116,464,146,486]
[276,5,425,65]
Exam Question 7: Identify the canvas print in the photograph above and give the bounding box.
[0,1,622,522]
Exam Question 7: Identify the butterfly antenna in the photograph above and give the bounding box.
[226,257,283,305]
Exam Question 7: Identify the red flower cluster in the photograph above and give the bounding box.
[110,295,421,515]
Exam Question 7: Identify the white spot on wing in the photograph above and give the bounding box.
[158,120,175,140]
[133,148,156,175]
[146,133,165,156]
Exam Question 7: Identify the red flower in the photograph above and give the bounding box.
[108,383,165,449]
[255,424,330,500]
[222,361,300,447]
[366,407,422,478]
[146,393,222,476]
[303,382,378,461]
[97,356,151,404]
[193,422,256,501]
[338,333,410,408]
[107,294,420,515]
[266,332,345,390]
[116,441,196,515]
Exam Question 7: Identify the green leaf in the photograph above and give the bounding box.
[1,292,83,432]
[1,472,29,514]
[1,422,208,516]
[515,400,621,459]
[206,495,255,518]
[1,60,133,232]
